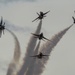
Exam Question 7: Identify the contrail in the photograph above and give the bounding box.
[33,24,73,75]
[17,20,42,75]
[5,20,32,33]
[6,29,21,75]
[26,41,41,75]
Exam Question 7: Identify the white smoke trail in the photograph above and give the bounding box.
[6,29,21,75]
[26,41,41,75]
[5,20,32,33]
[33,24,73,75]
[17,20,42,75]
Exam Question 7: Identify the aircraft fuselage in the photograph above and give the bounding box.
[38,16,43,19]
[37,53,43,59]
[37,55,42,59]
[38,33,43,40]
[38,12,44,19]
[0,26,5,30]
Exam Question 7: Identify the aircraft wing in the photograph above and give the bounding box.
[37,12,40,16]
[42,55,49,56]
[43,10,50,15]
[72,16,75,20]
[32,17,39,22]
[30,55,38,57]
[43,36,50,41]
[31,33,39,37]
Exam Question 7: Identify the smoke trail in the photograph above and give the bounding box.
[6,29,21,75]
[17,20,42,75]
[26,41,41,75]
[33,24,73,75]
[5,20,32,33]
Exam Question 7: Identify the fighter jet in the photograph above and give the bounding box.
[30,52,49,59]
[31,32,50,41]
[0,17,5,37]
[72,16,75,24]
[32,10,50,22]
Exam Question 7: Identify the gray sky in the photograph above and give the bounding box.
[0,0,75,75]
[0,0,37,3]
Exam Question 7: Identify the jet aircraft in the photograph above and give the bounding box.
[0,17,5,37]
[30,52,49,59]
[32,10,50,22]
[31,32,50,41]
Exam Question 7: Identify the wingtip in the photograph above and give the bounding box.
[47,10,50,13]
[31,33,34,35]
[32,21,34,22]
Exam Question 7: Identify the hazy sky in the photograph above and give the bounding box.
[0,0,75,75]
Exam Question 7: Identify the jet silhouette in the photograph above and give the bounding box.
[72,16,75,24]
[0,17,5,37]
[32,10,50,22]
[31,32,50,41]
[30,52,49,59]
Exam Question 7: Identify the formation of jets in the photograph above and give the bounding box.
[0,17,5,37]
[31,11,50,59]
[31,32,50,41]
[32,10,50,22]
[30,52,49,59]
[0,10,75,59]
